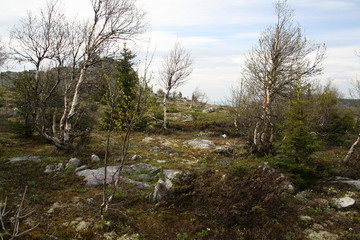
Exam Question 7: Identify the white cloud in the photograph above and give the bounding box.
[294,0,354,11]
[1,0,360,102]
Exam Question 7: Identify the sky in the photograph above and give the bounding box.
[0,0,360,103]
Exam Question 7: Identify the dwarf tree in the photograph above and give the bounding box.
[159,41,193,129]
[240,0,325,155]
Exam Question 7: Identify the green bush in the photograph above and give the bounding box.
[269,156,328,189]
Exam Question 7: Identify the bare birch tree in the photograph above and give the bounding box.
[159,41,193,129]
[240,0,325,155]
[11,0,146,150]
[189,87,207,108]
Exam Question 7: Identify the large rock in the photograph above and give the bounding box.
[76,166,121,186]
[334,197,355,208]
[336,177,360,190]
[9,155,44,164]
[66,158,81,169]
[186,139,215,148]
[151,169,182,202]
[76,163,159,187]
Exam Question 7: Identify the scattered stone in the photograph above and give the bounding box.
[186,139,215,148]
[118,233,140,240]
[281,180,295,194]
[9,155,44,164]
[304,229,339,240]
[142,136,155,143]
[129,155,140,161]
[91,154,101,163]
[152,169,182,201]
[221,134,227,138]
[66,158,81,169]
[218,159,233,165]
[202,107,216,113]
[56,163,64,171]
[312,224,324,231]
[163,169,182,180]
[295,191,310,202]
[182,114,193,122]
[211,147,234,155]
[75,165,88,172]
[47,202,62,214]
[300,215,313,222]
[170,152,180,157]
[104,231,118,240]
[156,160,167,163]
[75,221,92,232]
[44,164,56,173]
[334,197,355,208]
[44,163,64,173]
[150,146,172,152]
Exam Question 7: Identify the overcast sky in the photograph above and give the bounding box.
[1,0,359,103]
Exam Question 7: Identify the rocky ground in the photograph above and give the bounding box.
[1,101,360,239]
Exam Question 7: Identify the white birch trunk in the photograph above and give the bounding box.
[63,66,87,143]
[342,133,360,163]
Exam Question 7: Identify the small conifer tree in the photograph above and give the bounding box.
[281,78,318,162]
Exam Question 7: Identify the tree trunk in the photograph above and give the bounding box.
[342,133,360,164]
[162,91,169,129]
[253,86,273,154]
[63,66,87,145]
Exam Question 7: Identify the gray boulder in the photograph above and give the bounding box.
[76,163,159,188]
[335,177,360,190]
[77,166,120,186]
[66,158,81,169]
[186,139,215,148]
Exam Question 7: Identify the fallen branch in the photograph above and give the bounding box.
[342,133,360,164]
